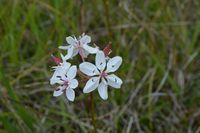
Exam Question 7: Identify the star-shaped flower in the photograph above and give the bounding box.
[59,34,99,61]
[79,51,123,100]
[50,54,71,85]
[53,66,78,101]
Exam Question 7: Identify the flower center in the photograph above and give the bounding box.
[76,41,85,61]
[61,80,69,91]
[76,41,82,49]
[63,80,69,87]
[100,71,108,78]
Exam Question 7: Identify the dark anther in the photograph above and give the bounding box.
[56,88,60,91]
[115,78,117,82]
[112,65,115,67]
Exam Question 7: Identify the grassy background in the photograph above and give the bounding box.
[0,0,200,132]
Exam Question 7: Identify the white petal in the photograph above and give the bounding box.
[78,48,89,58]
[50,62,71,85]
[60,54,65,61]
[72,49,79,57]
[66,36,77,45]
[82,49,89,58]
[106,74,123,88]
[69,79,78,89]
[83,77,100,93]
[53,87,64,97]
[98,81,108,100]
[106,56,122,73]
[80,35,91,44]
[67,66,77,79]
[79,62,99,76]
[83,45,99,54]
[102,78,107,85]
[95,51,106,71]
[50,74,61,85]
[63,45,74,60]
[61,62,71,69]
[59,45,70,50]
[66,88,75,101]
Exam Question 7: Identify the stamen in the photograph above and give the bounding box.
[100,71,108,78]
[78,48,85,62]
[56,76,61,78]
[56,76,64,81]
[63,80,69,86]
[55,88,60,91]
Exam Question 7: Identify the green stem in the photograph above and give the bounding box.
[90,92,97,133]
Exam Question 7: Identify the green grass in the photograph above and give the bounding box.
[0,0,200,132]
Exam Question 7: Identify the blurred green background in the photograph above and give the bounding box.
[0,0,200,132]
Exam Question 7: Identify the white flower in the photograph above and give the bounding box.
[79,51,123,100]
[50,54,71,85]
[59,33,99,60]
[53,66,78,101]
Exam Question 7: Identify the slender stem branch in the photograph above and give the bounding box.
[78,1,97,132]
[90,92,97,133]
[78,42,97,132]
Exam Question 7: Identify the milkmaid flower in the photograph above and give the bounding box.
[59,33,99,61]
[79,51,123,100]
[50,54,71,85]
[52,66,78,101]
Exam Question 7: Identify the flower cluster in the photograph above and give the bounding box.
[50,33,123,101]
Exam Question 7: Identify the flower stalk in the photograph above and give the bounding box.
[80,50,97,132]
[90,92,97,133]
